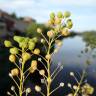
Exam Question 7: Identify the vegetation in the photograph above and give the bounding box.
[3,12,95,96]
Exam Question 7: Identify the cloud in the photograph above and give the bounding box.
[0,0,96,31]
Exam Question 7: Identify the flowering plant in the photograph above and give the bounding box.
[4,11,94,96]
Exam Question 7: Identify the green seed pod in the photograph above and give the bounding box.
[10,47,19,54]
[19,41,27,49]
[64,11,71,18]
[57,11,63,18]
[66,19,73,29]
[13,36,24,43]
[22,52,31,62]
[32,37,38,43]
[50,12,55,19]
[4,40,12,47]
[9,54,16,63]
[28,42,35,50]
[24,37,29,43]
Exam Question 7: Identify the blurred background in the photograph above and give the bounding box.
[0,0,96,96]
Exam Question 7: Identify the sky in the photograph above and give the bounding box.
[0,0,96,31]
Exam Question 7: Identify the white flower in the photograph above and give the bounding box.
[60,82,64,87]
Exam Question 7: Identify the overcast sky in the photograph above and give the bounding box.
[0,0,96,31]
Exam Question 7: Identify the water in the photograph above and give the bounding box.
[51,36,96,95]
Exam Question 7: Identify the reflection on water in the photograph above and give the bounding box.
[53,36,96,70]
[51,36,96,95]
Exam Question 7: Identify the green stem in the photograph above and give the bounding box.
[19,48,25,96]
[73,70,85,96]
[47,42,51,96]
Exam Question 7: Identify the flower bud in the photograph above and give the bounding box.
[9,54,16,63]
[64,11,71,18]
[57,11,63,18]
[22,52,31,62]
[37,28,42,33]
[11,68,19,76]
[33,48,40,55]
[4,40,12,47]
[10,47,19,54]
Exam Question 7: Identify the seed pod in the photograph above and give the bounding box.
[48,19,54,25]
[61,28,70,36]
[45,54,51,60]
[31,60,37,66]
[19,41,27,49]
[22,52,31,62]
[37,28,42,33]
[28,42,35,50]
[66,19,73,29]
[50,12,55,19]
[32,37,38,43]
[47,30,54,38]
[33,48,40,55]
[9,54,16,63]
[35,85,41,92]
[11,68,19,76]
[64,11,71,18]
[39,69,45,76]
[57,11,63,18]
[26,88,31,93]
[10,47,19,54]
[41,39,45,44]
[55,18,61,24]
[13,36,24,43]
[4,40,12,47]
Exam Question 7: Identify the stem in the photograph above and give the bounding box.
[47,42,51,96]
[73,70,85,96]
[19,48,25,96]
[19,61,25,96]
